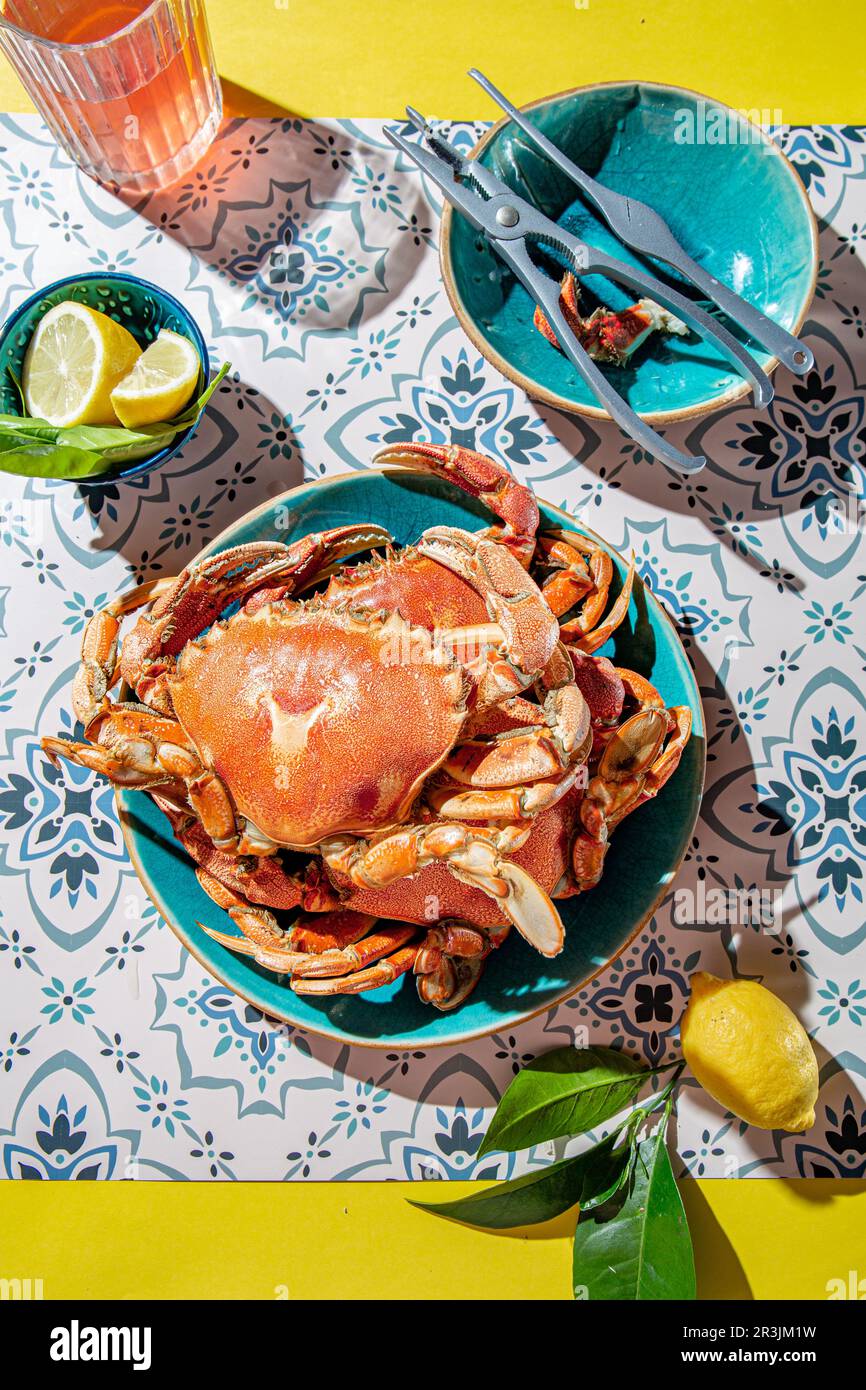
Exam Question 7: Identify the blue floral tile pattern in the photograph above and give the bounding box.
[0,115,864,1180]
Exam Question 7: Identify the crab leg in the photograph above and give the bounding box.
[42,707,245,853]
[195,869,290,963]
[196,863,388,973]
[537,527,624,637]
[610,704,693,826]
[534,270,583,349]
[534,533,600,619]
[241,525,392,616]
[291,941,421,996]
[290,924,418,979]
[561,551,636,655]
[294,919,509,1008]
[535,273,688,365]
[417,529,559,702]
[571,704,692,891]
[426,763,583,822]
[119,526,391,712]
[438,683,590,787]
[154,796,306,908]
[372,441,539,566]
[465,694,548,737]
[617,668,666,712]
[320,820,564,957]
[72,578,175,729]
[210,908,500,1005]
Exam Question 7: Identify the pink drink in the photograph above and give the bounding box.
[0,0,222,192]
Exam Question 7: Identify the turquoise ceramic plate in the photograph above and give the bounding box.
[117,469,705,1047]
[442,81,818,424]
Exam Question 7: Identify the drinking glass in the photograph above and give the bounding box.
[0,0,222,193]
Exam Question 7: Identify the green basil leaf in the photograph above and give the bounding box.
[0,361,230,479]
[0,437,108,478]
[411,1132,632,1230]
[479,1046,651,1155]
[572,1130,696,1300]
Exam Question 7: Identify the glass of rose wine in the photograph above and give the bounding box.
[0,0,222,193]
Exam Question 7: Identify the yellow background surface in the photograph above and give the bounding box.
[0,0,863,119]
[1,0,865,1300]
[2,1179,865,1300]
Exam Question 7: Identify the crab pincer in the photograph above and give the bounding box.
[373,441,539,566]
[320,820,565,959]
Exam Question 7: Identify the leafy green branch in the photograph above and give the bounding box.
[411,1045,695,1301]
[0,361,231,478]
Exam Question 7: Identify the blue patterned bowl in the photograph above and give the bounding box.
[442,81,818,425]
[117,469,705,1047]
[0,271,210,484]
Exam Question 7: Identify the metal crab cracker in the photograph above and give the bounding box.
[386,73,814,474]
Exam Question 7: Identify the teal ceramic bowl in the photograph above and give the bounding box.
[0,271,210,485]
[117,469,705,1047]
[442,81,818,425]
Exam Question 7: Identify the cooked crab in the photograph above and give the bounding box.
[42,442,691,1010]
[150,654,690,1009]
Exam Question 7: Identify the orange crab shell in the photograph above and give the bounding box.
[168,602,469,849]
[324,547,489,631]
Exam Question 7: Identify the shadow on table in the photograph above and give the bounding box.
[113,110,429,330]
[74,372,305,572]
[416,1176,754,1302]
[219,78,305,122]
[680,1177,754,1299]
[784,1178,866,1204]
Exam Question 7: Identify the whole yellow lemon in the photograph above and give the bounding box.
[680,972,818,1131]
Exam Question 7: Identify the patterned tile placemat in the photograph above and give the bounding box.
[0,115,864,1181]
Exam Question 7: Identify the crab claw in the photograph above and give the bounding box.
[242,523,393,614]
[321,821,565,958]
[535,273,688,365]
[415,921,509,1010]
[372,441,539,565]
[561,552,636,655]
[416,953,486,1009]
[417,528,559,690]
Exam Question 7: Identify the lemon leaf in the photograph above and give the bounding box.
[478,1045,657,1155]
[572,1123,696,1300]
[411,1131,632,1230]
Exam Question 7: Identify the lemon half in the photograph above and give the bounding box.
[110,329,200,428]
[22,300,142,427]
[681,972,818,1131]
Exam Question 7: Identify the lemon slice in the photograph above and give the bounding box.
[110,329,200,428]
[22,300,142,427]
